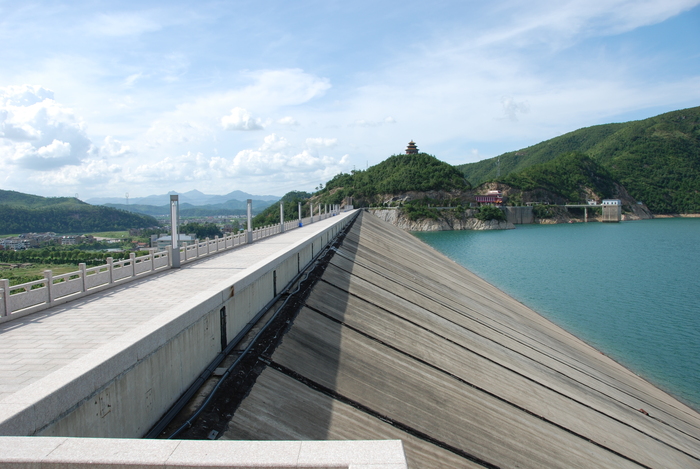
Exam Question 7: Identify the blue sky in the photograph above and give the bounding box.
[1,0,699,200]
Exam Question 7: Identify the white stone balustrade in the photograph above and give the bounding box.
[0,207,350,323]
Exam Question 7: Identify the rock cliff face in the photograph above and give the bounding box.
[369,209,515,232]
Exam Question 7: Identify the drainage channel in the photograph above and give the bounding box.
[145,213,358,440]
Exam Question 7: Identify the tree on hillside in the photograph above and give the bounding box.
[317,153,471,205]
[180,222,223,239]
[252,191,312,228]
[501,152,616,203]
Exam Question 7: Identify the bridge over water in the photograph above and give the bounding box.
[1,210,698,468]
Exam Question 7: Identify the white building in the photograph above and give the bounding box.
[155,234,194,251]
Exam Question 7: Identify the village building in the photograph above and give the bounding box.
[155,234,195,251]
[475,189,504,205]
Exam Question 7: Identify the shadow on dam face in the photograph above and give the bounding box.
[218,223,357,442]
[216,212,700,469]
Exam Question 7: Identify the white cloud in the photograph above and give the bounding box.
[146,119,212,146]
[127,152,211,183]
[87,12,162,37]
[75,133,351,196]
[0,84,54,107]
[237,69,331,109]
[30,159,122,187]
[140,69,328,152]
[500,96,530,122]
[124,73,144,87]
[219,134,345,178]
[37,139,72,159]
[478,0,700,50]
[278,116,300,126]
[306,137,338,148]
[350,117,397,127]
[0,85,95,169]
[221,107,265,131]
[100,136,131,157]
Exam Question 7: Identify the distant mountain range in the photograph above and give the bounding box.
[104,199,276,217]
[87,189,280,207]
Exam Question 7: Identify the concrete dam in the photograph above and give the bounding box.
[218,212,700,467]
[1,210,699,467]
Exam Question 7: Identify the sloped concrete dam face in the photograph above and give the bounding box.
[223,212,700,468]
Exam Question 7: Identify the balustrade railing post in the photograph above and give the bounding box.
[107,257,114,284]
[45,270,54,304]
[170,195,181,268]
[130,253,136,277]
[246,199,253,244]
[79,263,87,292]
[1,279,10,317]
[166,247,173,267]
[214,236,219,252]
[280,201,285,233]
[149,249,156,271]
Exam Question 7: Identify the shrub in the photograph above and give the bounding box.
[532,205,554,219]
[475,205,506,221]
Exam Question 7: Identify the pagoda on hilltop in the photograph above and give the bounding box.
[405,140,419,154]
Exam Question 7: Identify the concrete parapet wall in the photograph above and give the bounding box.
[602,204,622,222]
[0,212,356,439]
[503,206,534,224]
[0,437,408,468]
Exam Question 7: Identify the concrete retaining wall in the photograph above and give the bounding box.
[0,213,355,439]
[503,206,534,224]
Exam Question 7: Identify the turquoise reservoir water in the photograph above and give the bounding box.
[414,218,700,412]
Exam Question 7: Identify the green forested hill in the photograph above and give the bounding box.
[317,153,470,204]
[0,190,87,209]
[457,106,700,213]
[253,191,311,228]
[501,152,617,203]
[585,111,700,213]
[0,190,159,234]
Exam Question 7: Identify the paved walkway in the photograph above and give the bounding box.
[0,214,352,403]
